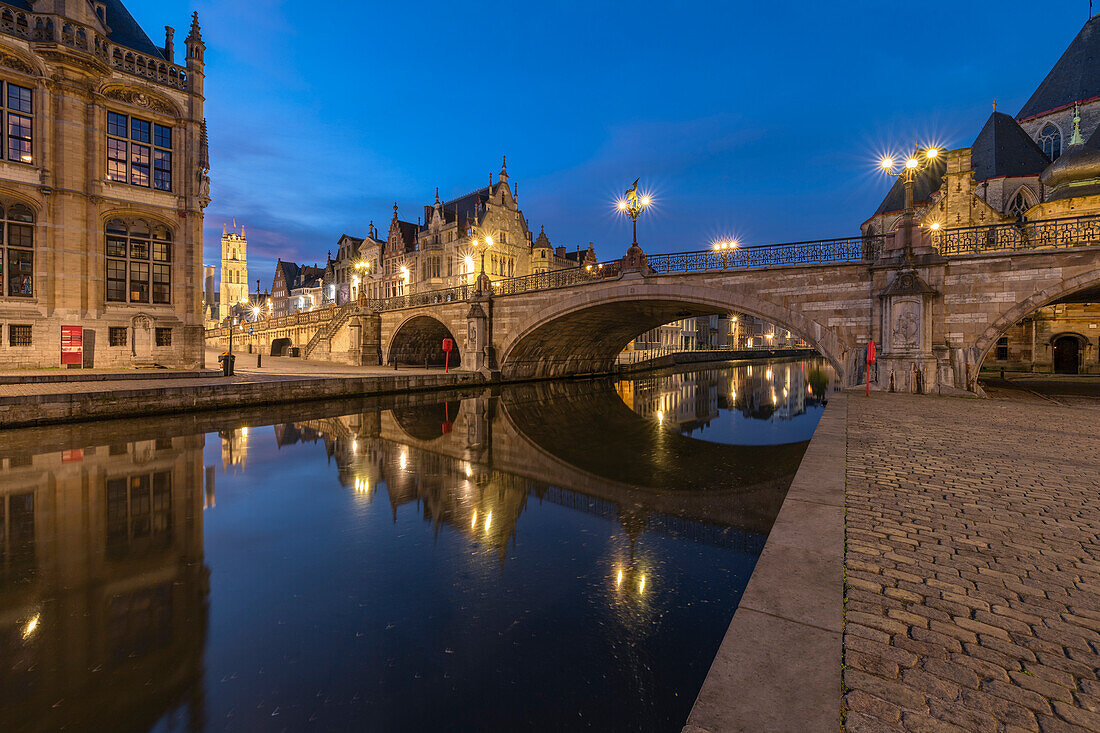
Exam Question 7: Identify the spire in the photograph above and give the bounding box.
[514,182,517,200]
[499,155,508,183]
[393,202,399,220]
[369,220,375,238]
[199,118,210,170]
[222,223,227,235]
[186,11,202,44]
[1069,100,1086,146]
[435,187,440,205]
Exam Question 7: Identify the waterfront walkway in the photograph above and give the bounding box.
[844,388,1100,731]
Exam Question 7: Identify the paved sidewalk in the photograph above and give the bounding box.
[844,393,1100,731]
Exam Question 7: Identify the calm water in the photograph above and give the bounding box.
[0,358,834,732]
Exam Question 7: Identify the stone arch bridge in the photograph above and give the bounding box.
[207,215,1100,394]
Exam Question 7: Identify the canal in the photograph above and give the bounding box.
[0,358,835,732]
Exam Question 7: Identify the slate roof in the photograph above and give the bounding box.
[971,111,1052,180]
[390,220,419,254]
[1017,14,1100,120]
[872,156,948,216]
[274,260,300,288]
[0,0,165,58]
[427,187,490,232]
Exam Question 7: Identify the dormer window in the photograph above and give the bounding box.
[1038,123,1061,160]
[94,3,106,25]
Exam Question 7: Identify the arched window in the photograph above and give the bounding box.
[106,218,172,304]
[2,202,34,297]
[1038,123,1061,160]
[1008,188,1033,220]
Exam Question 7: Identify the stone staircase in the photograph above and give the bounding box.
[302,304,356,360]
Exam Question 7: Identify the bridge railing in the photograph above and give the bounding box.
[644,235,883,274]
[489,265,604,296]
[931,214,1100,256]
[364,283,473,312]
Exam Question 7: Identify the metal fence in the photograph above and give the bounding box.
[931,214,1100,256]
[644,235,883,273]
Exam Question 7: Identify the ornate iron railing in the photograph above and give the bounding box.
[645,235,883,274]
[365,283,472,311]
[931,214,1100,256]
[489,266,602,296]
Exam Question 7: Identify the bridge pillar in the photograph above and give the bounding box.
[349,312,381,366]
[467,299,492,374]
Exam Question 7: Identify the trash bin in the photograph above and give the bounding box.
[218,352,235,376]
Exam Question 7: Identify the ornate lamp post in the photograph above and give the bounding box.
[616,179,651,247]
[712,238,738,268]
[878,144,940,266]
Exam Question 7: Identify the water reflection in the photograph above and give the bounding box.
[0,435,208,732]
[0,358,831,732]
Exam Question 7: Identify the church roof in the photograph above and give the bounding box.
[873,156,947,216]
[971,111,1052,180]
[1017,14,1100,121]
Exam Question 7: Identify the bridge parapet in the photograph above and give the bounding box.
[931,213,1100,256]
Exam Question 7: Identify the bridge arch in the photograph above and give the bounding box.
[971,269,1100,367]
[387,314,462,368]
[498,279,852,381]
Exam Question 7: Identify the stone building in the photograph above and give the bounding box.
[0,1,208,369]
[862,14,1100,374]
[219,223,247,318]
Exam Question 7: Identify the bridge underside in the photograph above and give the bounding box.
[389,315,462,368]
[502,300,734,379]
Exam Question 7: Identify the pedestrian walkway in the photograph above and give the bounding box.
[843,392,1100,731]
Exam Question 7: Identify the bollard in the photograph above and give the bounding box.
[257,353,262,368]
[1000,367,1005,380]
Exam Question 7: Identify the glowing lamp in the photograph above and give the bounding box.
[905,157,919,169]
[880,157,895,170]
[925,147,939,159]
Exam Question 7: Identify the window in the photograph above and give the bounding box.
[109,326,127,346]
[105,219,172,304]
[155,327,171,346]
[1008,190,1031,220]
[8,324,30,346]
[0,81,33,164]
[106,111,172,191]
[1,203,34,297]
[996,336,1009,361]
[106,470,172,560]
[1038,123,1061,160]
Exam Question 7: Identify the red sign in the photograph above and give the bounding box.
[441,338,454,352]
[866,340,877,364]
[61,326,83,366]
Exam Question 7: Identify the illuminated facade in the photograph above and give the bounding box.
[863,15,1100,373]
[0,2,208,369]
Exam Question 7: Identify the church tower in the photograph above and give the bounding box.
[220,223,249,317]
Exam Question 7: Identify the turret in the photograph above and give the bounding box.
[164,26,175,64]
[185,12,205,95]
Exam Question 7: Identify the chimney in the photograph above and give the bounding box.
[555,246,566,258]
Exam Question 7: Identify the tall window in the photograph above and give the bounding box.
[105,219,172,304]
[1008,189,1031,220]
[107,111,172,191]
[0,202,34,297]
[1038,123,1061,160]
[1,82,32,163]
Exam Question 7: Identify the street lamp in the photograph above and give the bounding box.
[616,179,652,247]
[711,238,738,268]
[879,143,940,266]
[471,234,493,277]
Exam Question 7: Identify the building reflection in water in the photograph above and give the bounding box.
[0,433,209,732]
[622,358,834,435]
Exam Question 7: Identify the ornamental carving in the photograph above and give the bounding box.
[893,305,919,348]
[101,86,176,116]
[0,52,34,75]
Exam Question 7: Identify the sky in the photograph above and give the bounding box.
[125,0,1099,287]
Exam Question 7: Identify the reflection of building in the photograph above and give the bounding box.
[0,434,208,730]
[0,3,208,369]
[630,313,806,353]
[219,426,249,470]
[862,16,1100,374]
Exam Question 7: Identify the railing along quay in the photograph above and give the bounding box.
[931,214,1100,256]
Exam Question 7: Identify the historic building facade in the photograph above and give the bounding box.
[219,223,247,319]
[863,14,1100,374]
[0,1,208,369]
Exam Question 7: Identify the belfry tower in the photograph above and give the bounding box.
[220,223,249,317]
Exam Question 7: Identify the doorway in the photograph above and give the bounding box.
[1052,336,1079,374]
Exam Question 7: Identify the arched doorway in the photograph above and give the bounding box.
[388,316,462,368]
[1052,336,1080,374]
[270,337,292,356]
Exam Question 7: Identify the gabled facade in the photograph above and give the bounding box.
[0,1,208,368]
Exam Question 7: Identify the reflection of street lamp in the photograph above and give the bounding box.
[879,144,940,265]
[616,180,652,247]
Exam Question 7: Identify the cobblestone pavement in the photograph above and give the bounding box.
[844,393,1100,732]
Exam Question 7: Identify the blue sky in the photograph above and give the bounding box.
[126,1,1097,287]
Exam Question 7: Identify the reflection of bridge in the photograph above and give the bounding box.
[272,372,818,557]
[208,217,1100,394]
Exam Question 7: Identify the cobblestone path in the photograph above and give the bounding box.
[844,393,1100,732]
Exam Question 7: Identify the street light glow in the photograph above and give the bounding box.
[640,195,651,208]
[617,199,628,211]
[905,157,919,169]
[880,157,895,170]
[925,147,939,159]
